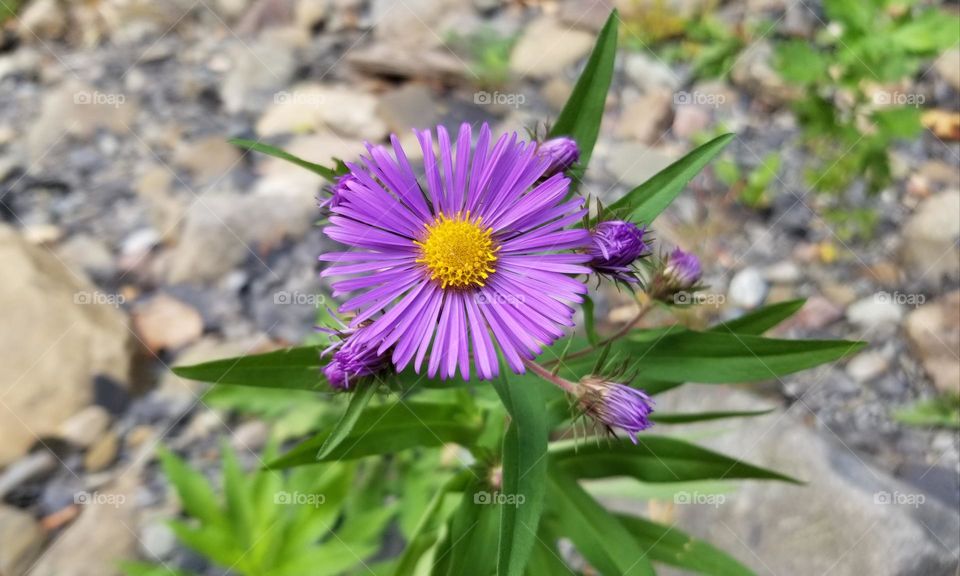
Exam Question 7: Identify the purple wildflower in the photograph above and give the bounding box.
[323,334,389,390]
[318,172,360,210]
[577,376,655,443]
[588,220,648,282]
[663,248,702,287]
[320,123,592,380]
[536,136,579,178]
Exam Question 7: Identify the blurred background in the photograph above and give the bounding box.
[0,0,958,574]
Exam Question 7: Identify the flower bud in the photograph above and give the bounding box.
[318,172,359,211]
[662,248,702,287]
[323,333,389,390]
[588,220,648,282]
[537,137,579,177]
[577,376,654,443]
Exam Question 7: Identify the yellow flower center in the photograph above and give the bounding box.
[415,212,498,289]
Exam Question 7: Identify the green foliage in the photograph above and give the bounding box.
[894,394,960,429]
[0,0,20,22]
[446,27,517,89]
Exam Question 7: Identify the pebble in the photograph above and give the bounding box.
[139,520,178,560]
[764,261,802,284]
[132,294,205,353]
[510,17,594,79]
[624,52,681,93]
[728,267,768,309]
[900,190,960,287]
[0,451,57,500]
[0,505,44,576]
[57,406,112,449]
[84,431,119,472]
[846,351,889,384]
[845,296,905,330]
[905,291,960,395]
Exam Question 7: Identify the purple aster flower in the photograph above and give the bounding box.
[318,172,359,211]
[323,333,389,390]
[577,376,654,442]
[588,220,648,282]
[320,123,592,380]
[536,136,579,178]
[663,248,702,287]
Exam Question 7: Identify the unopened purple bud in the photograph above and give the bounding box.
[537,137,579,177]
[577,376,654,443]
[323,334,388,390]
[588,221,648,282]
[663,248,702,288]
[319,172,360,211]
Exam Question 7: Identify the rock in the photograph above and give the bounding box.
[671,104,712,139]
[231,419,270,452]
[132,294,204,353]
[905,291,960,395]
[57,406,111,448]
[137,165,185,240]
[18,0,66,41]
[655,385,960,575]
[846,350,889,384]
[295,0,328,31]
[371,0,465,49]
[935,48,960,92]
[121,228,161,260]
[510,17,595,79]
[617,89,674,143]
[30,477,140,576]
[347,44,468,83]
[0,451,57,500]
[846,295,904,331]
[22,224,62,245]
[139,519,177,560]
[728,267,768,309]
[624,52,680,93]
[220,32,298,115]
[901,190,960,287]
[730,40,799,106]
[56,234,115,280]
[83,430,119,472]
[764,261,802,284]
[0,505,44,576]
[173,136,242,185]
[256,84,387,140]
[377,84,440,135]
[0,225,131,466]
[603,142,674,189]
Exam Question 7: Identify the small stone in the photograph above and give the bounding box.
[57,406,111,449]
[376,84,440,135]
[846,295,904,330]
[256,84,387,140]
[231,420,270,452]
[728,267,768,309]
[132,294,204,353]
[22,224,62,245]
[934,48,960,92]
[220,33,298,115]
[125,425,155,449]
[671,105,712,139]
[0,505,44,576]
[0,451,57,500]
[173,136,242,185]
[901,190,960,287]
[137,166,184,240]
[821,281,858,307]
[604,142,674,188]
[780,296,844,332]
[764,261,802,284]
[624,52,680,93]
[905,291,960,395]
[139,520,177,560]
[121,228,160,258]
[617,89,674,143]
[295,0,328,31]
[510,17,595,79]
[17,0,66,41]
[845,351,889,384]
[56,234,115,280]
[730,40,799,106]
[83,431,119,472]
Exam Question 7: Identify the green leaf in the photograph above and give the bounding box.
[890,10,960,53]
[894,395,960,429]
[608,133,735,224]
[582,295,600,346]
[491,370,550,576]
[158,447,224,526]
[432,481,501,576]
[121,562,197,576]
[547,467,655,576]
[230,138,338,180]
[173,346,325,391]
[873,106,923,140]
[708,299,806,335]
[548,10,618,180]
[551,436,800,484]
[268,402,482,469]
[651,408,775,424]
[314,383,378,461]
[775,41,827,86]
[616,514,755,575]
[393,472,473,576]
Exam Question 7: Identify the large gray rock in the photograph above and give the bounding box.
[220,30,299,115]
[0,225,131,466]
[655,385,960,575]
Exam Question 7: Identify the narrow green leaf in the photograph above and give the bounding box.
[173,346,325,391]
[158,447,223,526]
[616,514,756,576]
[547,467,655,576]
[608,133,735,224]
[548,10,618,179]
[230,138,338,180]
[392,472,473,576]
[551,436,800,484]
[651,408,775,424]
[315,383,378,461]
[268,402,482,469]
[491,370,550,576]
[432,481,500,576]
[708,299,806,335]
[582,295,600,346]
